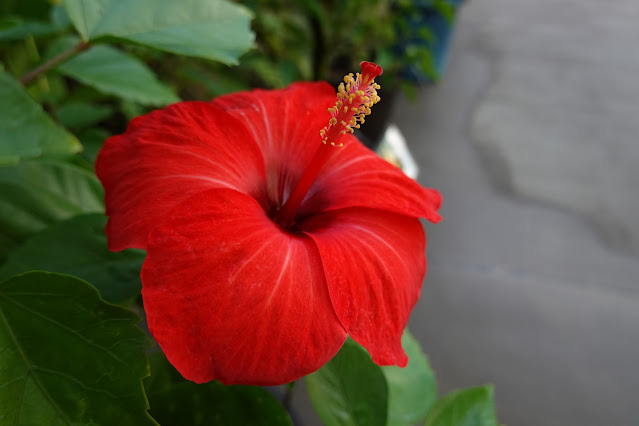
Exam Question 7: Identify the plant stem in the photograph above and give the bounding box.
[20,41,91,86]
[283,380,297,412]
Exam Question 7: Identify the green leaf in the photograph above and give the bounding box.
[56,101,114,130]
[0,70,81,166]
[145,351,292,425]
[0,214,145,304]
[62,0,255,64]
[424,386,498,426]
[178,63,251,98]
[383,330,438,426]
[306,338,388,426]
[0,17,62,41]
[120,99,148,121]
[0,158,104,251]
[0,271,157,425]
[50,37,179,106]
[78,127,110,163]
[51,4,72,29]
[0,5,70,41]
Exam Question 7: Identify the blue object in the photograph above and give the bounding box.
[399,0,466,83]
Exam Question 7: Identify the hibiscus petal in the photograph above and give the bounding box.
[141,188,347,385]
[300,138,442,223]
[214,81,441,223]
[213,82,336,208]
[96,101,267,251]
[302,208,427,367]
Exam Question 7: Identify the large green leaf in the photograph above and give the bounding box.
[0,158,103,256]
[424,386,498,426]
[62,0,254,64]
[383,330,438,426]
[306,338,388,426]
[145,351,292,425]
[0,214,145,304]
[51,38,179,106]
[0,70,81,166]
[0,272,157,425]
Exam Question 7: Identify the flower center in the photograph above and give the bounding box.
[275,61,383,228]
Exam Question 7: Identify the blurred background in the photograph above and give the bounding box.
[297,0,639,424]
[395,1,639,425]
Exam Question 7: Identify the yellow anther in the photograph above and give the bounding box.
[318,61,382,148]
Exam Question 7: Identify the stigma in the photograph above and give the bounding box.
[320,61,383,147]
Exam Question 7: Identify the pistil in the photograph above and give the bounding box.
[275,61,382,228]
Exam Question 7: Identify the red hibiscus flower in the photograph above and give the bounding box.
[96,62,442,386]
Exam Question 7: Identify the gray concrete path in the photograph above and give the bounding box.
[292,2,639,425]
[398,1,639,425]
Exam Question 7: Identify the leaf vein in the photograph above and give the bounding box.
[0,306,72,425]
[0,295,127,366]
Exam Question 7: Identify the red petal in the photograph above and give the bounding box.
[301,137,442,223]
[141,188,347,385]
[96,102,267,251]
[213,82,336,208]
[302,208,426,367]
